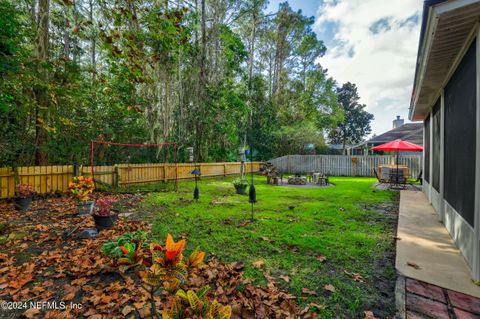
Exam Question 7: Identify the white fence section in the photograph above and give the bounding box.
[269,155,423,177]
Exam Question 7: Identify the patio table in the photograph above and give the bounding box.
[378,164,409,183]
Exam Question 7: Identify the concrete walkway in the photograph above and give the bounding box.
[396,190,480,318]
[396,190,480,298]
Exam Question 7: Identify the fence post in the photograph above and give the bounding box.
[224,163,227,176]
[73,162,79,177]
[113,165,119,187]
[12,164,19,185]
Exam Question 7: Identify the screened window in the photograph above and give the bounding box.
[444,39,476,227]
[424,114,430,183]
[432,99,441,191]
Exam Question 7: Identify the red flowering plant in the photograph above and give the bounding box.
[94,197,117,217]
[15,183,35,198]
[67,176,95,201]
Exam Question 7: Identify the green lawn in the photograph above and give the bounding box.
[139,175,398,318]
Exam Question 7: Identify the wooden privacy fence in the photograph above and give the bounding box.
[269,155,422,178]
[0,162,261,199]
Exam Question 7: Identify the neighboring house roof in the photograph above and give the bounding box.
[327,144,353,150]
[368,123,423,145]
[351,123,424,149]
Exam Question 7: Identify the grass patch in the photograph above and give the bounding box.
[141,175,398,318]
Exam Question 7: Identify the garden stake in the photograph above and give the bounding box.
[191,168,200,201]
[248,147,256,221]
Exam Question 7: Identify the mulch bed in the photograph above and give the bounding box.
[0,195,316,318]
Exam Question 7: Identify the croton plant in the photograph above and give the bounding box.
[67,176,95,201]
[102,233,231,319]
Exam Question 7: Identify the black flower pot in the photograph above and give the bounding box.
[76,201,94,216]
[93,214,117,230]
[235,185,247,195]
[14,196,32,211]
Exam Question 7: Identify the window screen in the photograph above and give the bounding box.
[424,114,430,183]
[432,99,441,191]
[444,39,476,227]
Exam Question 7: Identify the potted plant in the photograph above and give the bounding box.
[93,197,118,230]
[67,176,95,216]
[14,183,35,211]
[232,178,248,195]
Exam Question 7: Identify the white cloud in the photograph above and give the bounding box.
[315,0,424,136]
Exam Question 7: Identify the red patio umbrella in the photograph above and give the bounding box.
[370,139,423,184]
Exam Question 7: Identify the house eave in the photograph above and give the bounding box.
[409,0,480,121]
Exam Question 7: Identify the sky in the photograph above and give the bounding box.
[266,0,424,136]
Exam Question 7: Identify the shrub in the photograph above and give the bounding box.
[232,178,248,188]
[67,176,95,201]
[15,183,34,198]
[95,197,117,216]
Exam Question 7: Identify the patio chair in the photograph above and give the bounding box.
[413,169,422,185]
[373,168,381,182]
[389,170,408,189]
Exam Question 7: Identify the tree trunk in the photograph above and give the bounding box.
[89,0,96,78]
[63,13,69,60]
[243,0,258,179]
[34,0,50,165]
[196,0,207,161]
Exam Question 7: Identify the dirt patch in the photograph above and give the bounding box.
[360,193,400,317]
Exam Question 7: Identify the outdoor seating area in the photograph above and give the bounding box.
[287,173,329,186]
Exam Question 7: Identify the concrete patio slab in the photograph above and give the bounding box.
[396,190,480,298]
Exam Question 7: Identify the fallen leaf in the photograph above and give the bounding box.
[232,262,244,270]
[344,270,364,282]
[287,245,298,252]
[122,305,135,316]
[324,284,336,293]
[280,275,290,283]
[310,303,326,311]
[407,261,421,270]
[221,219,232,225]
[252,260,264,269]
[9,274,33,289]
[316,255,327,263]
[35,224,49,232]
[138,306,151,318]
[364,310,378,319]
[83,309,97,317]
[71,277,88,286]
[24,308,40,318]
[302,288,318,296]
[260,236,270,241]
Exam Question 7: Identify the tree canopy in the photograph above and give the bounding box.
[328,82,374,153]
[0,0,372,166]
